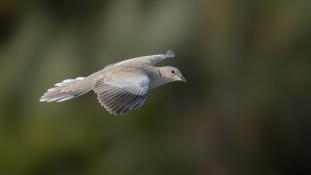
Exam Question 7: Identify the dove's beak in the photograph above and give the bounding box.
[178,75,187,82]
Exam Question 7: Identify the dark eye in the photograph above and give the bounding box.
[171,70,175,74]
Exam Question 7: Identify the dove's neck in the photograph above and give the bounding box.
[148,67,170,89]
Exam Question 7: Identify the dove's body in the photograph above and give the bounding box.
[40,50,185,115]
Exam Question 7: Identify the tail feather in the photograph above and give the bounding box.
[40,77,91,102]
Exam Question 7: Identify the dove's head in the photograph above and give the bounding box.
[160,66,186,83]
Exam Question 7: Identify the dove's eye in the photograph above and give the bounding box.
[171,70,175,74]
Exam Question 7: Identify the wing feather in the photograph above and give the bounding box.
[119,50,175,66]
[93,73,149,114]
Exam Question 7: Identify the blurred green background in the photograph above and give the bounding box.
[0,0,311,175]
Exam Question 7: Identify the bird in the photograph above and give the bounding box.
[40,50,186,115]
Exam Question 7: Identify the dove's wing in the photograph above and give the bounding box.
[118,50,175,66]
[139,50,175,66]
[93,71,150,114]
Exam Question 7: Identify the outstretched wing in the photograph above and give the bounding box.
[119,50,175,66]
[93,72,150,115]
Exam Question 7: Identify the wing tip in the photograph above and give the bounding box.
[166,50,175,58]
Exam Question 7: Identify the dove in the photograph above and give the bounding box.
[40,50,186,115]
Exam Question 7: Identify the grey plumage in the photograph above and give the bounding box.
[40,77,89,102]
[40,50,186,115]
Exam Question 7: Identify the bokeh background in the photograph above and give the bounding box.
[0,0,311,175]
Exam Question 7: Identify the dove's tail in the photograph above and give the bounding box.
[40,77,92,102]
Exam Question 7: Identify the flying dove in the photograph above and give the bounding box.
[40,50,186,115]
